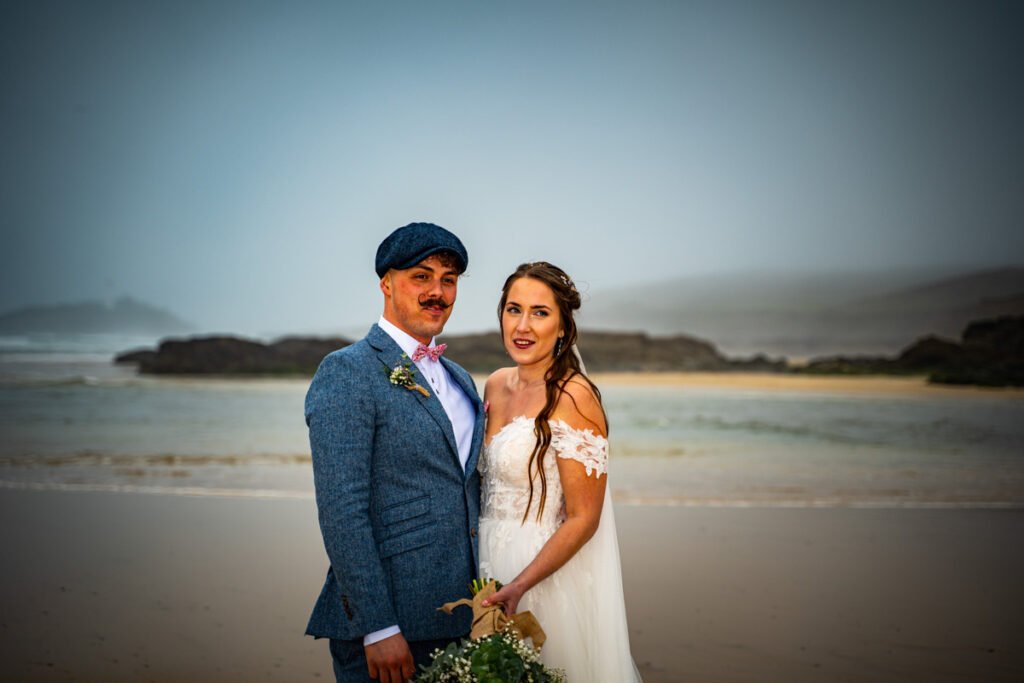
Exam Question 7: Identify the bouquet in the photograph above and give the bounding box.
[415,579,565,683]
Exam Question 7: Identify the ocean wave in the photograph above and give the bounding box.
[0,479,315,500]
[0,371,310,390]
[0,375,145,389]
[0,452,312,467]
[0,334,161,355]
[2,479,1020,508]
[610,492,1024,509]
[686,414,886,446]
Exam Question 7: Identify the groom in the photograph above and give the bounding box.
[305,222,484,682]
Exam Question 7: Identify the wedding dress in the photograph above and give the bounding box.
[478,415,642,682]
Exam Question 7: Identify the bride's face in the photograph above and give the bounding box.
[501,276,563,367]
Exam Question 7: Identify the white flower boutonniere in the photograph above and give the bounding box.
[383,353,430,397]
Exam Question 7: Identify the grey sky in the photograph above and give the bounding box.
[2,0,1022,336]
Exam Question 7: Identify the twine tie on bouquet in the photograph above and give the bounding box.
[438,580,546,649]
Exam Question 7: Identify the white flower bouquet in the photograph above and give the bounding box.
[415,579,565,683]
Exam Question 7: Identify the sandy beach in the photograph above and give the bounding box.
[2,489,1022,682]
[589,372,1024,398]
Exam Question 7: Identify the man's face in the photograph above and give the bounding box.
[380,254,459,344]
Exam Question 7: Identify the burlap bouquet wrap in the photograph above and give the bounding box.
[438,580,546,648]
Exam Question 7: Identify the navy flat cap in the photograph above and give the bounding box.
[375,222,468,278]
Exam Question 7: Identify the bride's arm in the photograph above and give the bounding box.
[482,379,608,614]
[483,455,606,614]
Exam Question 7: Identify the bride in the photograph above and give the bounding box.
[478,261,642,681]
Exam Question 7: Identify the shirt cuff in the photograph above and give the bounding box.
[363,625,401,646]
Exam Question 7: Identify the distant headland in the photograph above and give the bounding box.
[794,316,1024,387]
[113,316,1024,387]
[114,330,785,376]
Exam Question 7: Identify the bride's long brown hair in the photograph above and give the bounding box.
[497,262,608,524]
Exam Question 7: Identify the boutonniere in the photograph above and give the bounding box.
[382,353,430,397]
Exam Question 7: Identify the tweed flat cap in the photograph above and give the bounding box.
[375,222,468,278]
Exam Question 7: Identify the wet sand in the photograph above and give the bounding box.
[2,489,1022,682]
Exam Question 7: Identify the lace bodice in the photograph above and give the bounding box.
[478,415,608,529]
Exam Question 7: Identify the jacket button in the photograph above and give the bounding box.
[470,527,477,538]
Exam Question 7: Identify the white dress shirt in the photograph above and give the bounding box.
[377,316,476,469]
[364,316,477,646]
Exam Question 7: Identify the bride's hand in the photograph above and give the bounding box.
[481,580,526,615]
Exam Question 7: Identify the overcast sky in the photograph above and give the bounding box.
[2,0,1022,336]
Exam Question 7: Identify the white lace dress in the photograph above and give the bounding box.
[478,416,642,682]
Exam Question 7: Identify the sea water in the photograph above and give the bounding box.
[1,335,1022,507]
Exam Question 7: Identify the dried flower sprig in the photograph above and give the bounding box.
[382,353,429,397]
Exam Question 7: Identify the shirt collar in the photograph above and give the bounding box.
[377,316,437,359]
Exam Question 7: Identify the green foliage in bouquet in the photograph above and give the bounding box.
[469,578,501,595]
[415,628,564,683]
[416,578,564,683]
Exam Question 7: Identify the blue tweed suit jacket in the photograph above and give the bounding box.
[304,324,484,642]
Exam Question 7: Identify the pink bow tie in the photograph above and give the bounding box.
[412,343,447,362]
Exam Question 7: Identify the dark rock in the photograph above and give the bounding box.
[798,355,898,375]
[725,353,789,373]
[116,335,350,375]
[574,331,729,372]
[117,318,1024,384]
[797,315,1024,386]
[895,335,964,370]
[113,349,157,365]
[929,316,1024,386]
[962,316,1024,356]
[267,337,355,371]
[441,330,735,373]
[118,330,768,375]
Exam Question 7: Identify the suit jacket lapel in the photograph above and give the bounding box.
[441,356,485,477]
[369,325,461,467]
[465,398,485,476]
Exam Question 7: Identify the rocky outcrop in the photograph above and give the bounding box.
[929,317,1024,386]
[895,335,965,370]
[799,316,1024,386]
[795,355,899,375]
[115,336,351,375]
[116,330,785,375]
[442,330,785,373]
[567,332,729,372]
[113,318,1023,385]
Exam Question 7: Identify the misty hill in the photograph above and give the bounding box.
[0,297,193,335]
[843,267,1024,313]
[580,267,1024,357]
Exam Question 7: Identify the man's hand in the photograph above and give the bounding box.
[365,632,416,683]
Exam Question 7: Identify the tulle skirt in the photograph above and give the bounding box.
[479,488,642,682]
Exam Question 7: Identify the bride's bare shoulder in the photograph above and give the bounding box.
[553,374,607,436]
[483,367,515,400]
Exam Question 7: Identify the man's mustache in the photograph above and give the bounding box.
[419,297,451,310]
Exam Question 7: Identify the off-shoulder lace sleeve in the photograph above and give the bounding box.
[550,419,608,478]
